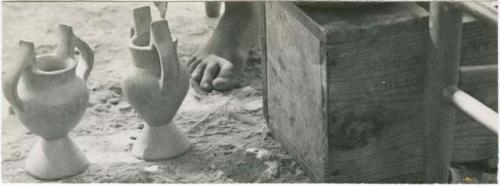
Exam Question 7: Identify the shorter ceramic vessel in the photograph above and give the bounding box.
[123,6,190,160]
[2,24,94,180]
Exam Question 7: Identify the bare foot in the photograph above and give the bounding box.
[186,2,258,93]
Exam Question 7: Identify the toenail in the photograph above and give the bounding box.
[202,82,212,88]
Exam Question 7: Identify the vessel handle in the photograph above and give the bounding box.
[58,24,94,81]
[73,35,94,81]
[150,20,179,94]
[2,41,35,112]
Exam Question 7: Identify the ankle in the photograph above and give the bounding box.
[224,2,257,15]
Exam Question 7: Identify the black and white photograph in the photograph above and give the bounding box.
[1,0,498,184]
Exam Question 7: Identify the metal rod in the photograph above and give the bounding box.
[443,86,499,133]
[452,1,497,27]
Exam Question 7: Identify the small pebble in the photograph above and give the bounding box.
[144,165,159,172]
[209,164,216,170]
[243,100,262,112]
[219,144,235,149]
[464,176,474,183]
[94,105,109,113]
[111,124,123,128]
[295,168,304,176]
[264,132,274,140]
[108,98,120,105]
[264,161,278,176]
[130,136,137,140]
[108,84,122,95]
[138,124,144,129]
[246,148,272,161]
[239,86,257,97]
[118,103,132,112]
[189,28,208,36]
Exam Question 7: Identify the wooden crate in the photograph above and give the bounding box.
[261,2,497,183]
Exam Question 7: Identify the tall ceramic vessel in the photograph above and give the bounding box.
[123,6,191,160]
[2,24,94,180]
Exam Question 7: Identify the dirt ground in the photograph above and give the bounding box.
[1,1,497,184]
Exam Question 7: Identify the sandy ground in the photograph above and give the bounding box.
[1,1,497,184]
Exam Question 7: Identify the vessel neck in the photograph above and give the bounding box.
[24,55,78,88]
[129,35,161,74]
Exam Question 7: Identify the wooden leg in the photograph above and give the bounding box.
[423,2,463,183]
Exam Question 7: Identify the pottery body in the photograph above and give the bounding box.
[123,6,190,160]
[17,56,88,140]
[131,123,191,160]
[2,24,93,180]
[123,44,188,127]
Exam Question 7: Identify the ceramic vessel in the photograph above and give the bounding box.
[2,24,94,180]
[123,6,190,160]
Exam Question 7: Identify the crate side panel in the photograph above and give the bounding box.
[453,76,498,162]
[460,15,498,66]
[325,20,429,182]
[266,2,328,181]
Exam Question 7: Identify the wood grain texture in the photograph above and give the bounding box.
[454,65,498,162]
[418,1,498,163]
[321,3,429,182]
[455,8,498,163]
[423,2,462,182]
[265,2,328,181]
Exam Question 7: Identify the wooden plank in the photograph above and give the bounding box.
[325,26,429,183]
[279,2,326,42]
[265,2,327,181]
[459,65,497,83]
[423,2,462,182]
[453,66,498,162]
[311,3,429,182]
[454,4,498,162]
[460,15,498,66]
